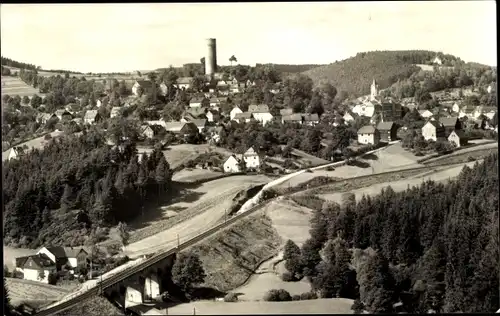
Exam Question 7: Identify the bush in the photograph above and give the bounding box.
[48,272,58,285]
[292,294,301,301]
[326,166,335,171]
[300,291,318,300]
[467,156,476,162]
[281,271,295,282]
[264,289,292,302]
[223,293,238,302]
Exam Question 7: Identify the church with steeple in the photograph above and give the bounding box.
[370,78,379,101]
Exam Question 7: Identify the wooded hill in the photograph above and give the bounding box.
[302,50,465,97]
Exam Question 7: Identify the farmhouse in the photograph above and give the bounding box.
[243,147,262,170]
[164,122,199,136]
[22,254,57,284]
[421,121,445,141]
[132,80,154,96]
[176,77,192,90]
[54,109,73,121]
[230,106,243,120]
[357,125,380,145]
[233,112,253,124]
[377,121,398,143]
[439,117,461,136]
[448,130,468,148]
[37,246,89,272]
[303,113,320,126]
[142,125,166,139]
[282,113,303,124]
[352,101,380,118]
[248,104,273,126]
[84,110,101,125]
[433,56,443,65]
[223,155,241,173]
[206,109,220,123]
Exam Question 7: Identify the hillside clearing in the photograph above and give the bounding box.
[1,76,44,97]
[166,298,354,315]
[3,246,37,271]
[5,278,70,307]
[190,211,282,292]
[123,175,271,257]
[172,169,224,183]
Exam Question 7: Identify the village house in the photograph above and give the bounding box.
[110,107,122,119]
[448,130,468,148]
[230,106,243,120]
[132,80,154,96]
[352,101,380,118]
[439,117,462,136]
[223,155,241,173]
[487,83,495,94]
[303,113,320,126]
[164,121,199,137]
[479,106,497,120]
[54,110,73,121]
[233,112,253,124]
[208,97,220,107]
[208,126,225,144]
[65,103,81,114]
[21,254,57,283]
[186,107,208,119]
[141,125,166,139]
[191,119,208,133]
[377,121,398,143]
[72,118,83,125]
[433,56,443,65]
[248,104,273,126]
[176,77,193,90]
[280,108,294,117]
[96,99,102,108]
[357,125,380,145]
[246,79,256,87]
[343,111,356,123]
[380,101,403,122]
[84,110,101,125]
[282,113,303,124]
[418,109,433,119]
[459,105,477,119]
[243,147,262,170]
[3,147,25,161]
[206,109,220,123]
[451,102,461,113]
[36,113,57,125]
[37,246,89,272]
[422,121,446,141]
[189,97,208,108]
[230,85,244,94]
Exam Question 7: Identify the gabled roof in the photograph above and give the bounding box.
[15,255,32,267]
[191,119,207,127]
[135,80,153,88]
[145,124,166,134]
[244,147,258,156]
[248,104,270,113]
[234,112,253,119]
[177,77,193,84]
[439,117,459,127]
[303,113,319,122]
[425,120,444,129]
[449,130,466,139]
[62,247,88,258]
[230,106,242,112]
[164,122,185,132]
[186,107,207,117]
[45,246,68,259]
[377,121,395,131]
[26,254,55,269]
[280,108,294,116]
[357,125,377,134]
[225,154,241,163]
[282,114,303,121]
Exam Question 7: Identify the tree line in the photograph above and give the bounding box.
[283,153,498,313]
[3,129,173,248]
[1,56,39,71]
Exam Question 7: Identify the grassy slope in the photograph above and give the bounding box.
[54,296,124,316]
[5,278,70,307]
[302,50,447,97]
[189,211,282,292]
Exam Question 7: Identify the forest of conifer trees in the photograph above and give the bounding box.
[284,153,499,313]
[2,130,173,248]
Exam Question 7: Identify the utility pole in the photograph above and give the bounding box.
[177,234,180,249]
[224,209,227,222]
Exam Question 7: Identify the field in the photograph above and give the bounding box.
[172,168,224,183]
[138,144,236,170]
[276,142,423,189]
[2,130,64,161]
[318,160,480,203]
[166,298,354,315]
[122,174,271,258]
[54,296,123,316]
[1,75,43,97]
[5,278,70,307]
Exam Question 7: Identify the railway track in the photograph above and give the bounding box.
[35,152,476,315]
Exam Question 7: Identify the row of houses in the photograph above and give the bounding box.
[223,147,262,173]
[14,246,89,283]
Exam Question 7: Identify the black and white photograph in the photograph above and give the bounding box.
[1,2,498,315]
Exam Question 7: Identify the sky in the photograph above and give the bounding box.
[1,2,496,73]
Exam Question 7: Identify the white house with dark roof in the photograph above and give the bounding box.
[175,77,192,90]
[132,80,154,96]
[248,104,273,126]
[223,155,241,173]
[230,106,243,120]
[303,113,320,126]
[243,147,261,169]
[22,254,57,283]
[84,110,101,125]
[206,109,220,123]
[357,125,380,145]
